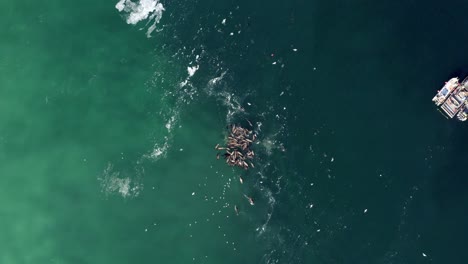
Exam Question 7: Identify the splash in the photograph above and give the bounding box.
[180,65,200,87]
[187,65,199,77]
[115,0,165,37]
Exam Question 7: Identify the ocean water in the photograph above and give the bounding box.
[2,0,468,263]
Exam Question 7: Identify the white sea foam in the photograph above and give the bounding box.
[143,123,175,162]
[115,0,165,37]
[206,75,246,121]
[157,110,179,146]
[149,138,170,160]
[257,189,276,236]
[99,163,142,198]
[207,72,226,90]
[187,65,199,77]
[180,65,200,87]
[179,80,189,87]
[143,74,186,163]
[165,115,176,132]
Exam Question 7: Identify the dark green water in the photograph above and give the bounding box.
[2,0,468,263]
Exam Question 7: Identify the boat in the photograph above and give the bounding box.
[432,77,459,106]
[433,77,468,121]
[457,107,468,121]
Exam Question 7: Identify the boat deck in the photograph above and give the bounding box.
[432,78,459,106]
[433,77,468,121]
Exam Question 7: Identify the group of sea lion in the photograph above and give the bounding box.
[215,124,256,169]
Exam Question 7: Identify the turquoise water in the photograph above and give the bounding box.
[2,0,468,263]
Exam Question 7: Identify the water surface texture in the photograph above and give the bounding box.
[1,0,468,263]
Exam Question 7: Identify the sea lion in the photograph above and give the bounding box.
[244,195,254,205]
